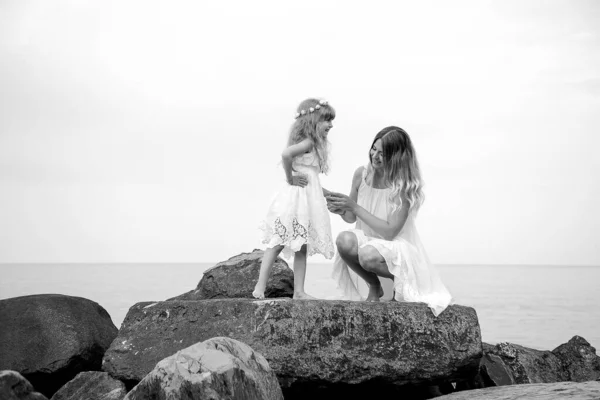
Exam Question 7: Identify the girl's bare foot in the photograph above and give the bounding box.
[293,291,317,300]
[366,284,384,302]
[252,289,265,299]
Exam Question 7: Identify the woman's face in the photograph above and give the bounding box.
[370,139,384,170]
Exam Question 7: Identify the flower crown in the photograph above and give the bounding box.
[294,99,328,119]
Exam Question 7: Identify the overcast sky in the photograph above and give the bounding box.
[1,0,599,265]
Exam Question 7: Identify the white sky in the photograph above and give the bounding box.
[1,0,599,265]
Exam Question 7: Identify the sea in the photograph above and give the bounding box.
[1,263,598,352]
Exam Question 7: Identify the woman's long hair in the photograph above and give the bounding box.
[366,126,424,212]
[287,98,335,174]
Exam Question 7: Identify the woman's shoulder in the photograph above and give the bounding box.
[352,166,366,187]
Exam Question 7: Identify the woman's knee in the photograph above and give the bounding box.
[358,246,383,272]
[336,231,357,256]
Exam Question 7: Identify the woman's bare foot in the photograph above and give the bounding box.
[293,291,317,300]
[366,284,384,302]
[252,289,265,299]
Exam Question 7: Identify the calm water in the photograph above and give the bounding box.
[1,263,598,351]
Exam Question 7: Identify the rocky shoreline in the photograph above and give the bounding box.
[1,250,599,399]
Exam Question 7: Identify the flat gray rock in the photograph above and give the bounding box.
[102,298,482,389]
[438,380,600,399]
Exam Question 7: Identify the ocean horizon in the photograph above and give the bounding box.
[1,262,599,352]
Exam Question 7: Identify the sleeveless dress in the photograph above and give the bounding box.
[259,150,334,260]
[332,166,452,316]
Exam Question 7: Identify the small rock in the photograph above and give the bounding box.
[0,370,48,400]
[51,371,126,400]
[487,342,567,383]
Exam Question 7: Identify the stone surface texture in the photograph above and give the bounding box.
[124,337,283,400]
[0,294,118,397]
[50,371,126,400]
[0,370,48,400]
[102,298,482,389]
[169,250,294,300]
[437,380,600,399]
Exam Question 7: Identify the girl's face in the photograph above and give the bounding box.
[317,119,334,139]
[370,139,384,170]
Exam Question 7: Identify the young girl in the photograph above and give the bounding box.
[326,126,452,316]
[254,98,336,300]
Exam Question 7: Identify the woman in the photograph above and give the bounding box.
[325,126,452,316]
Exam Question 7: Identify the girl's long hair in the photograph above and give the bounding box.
[366,126,424,212]
[287,98,335,174]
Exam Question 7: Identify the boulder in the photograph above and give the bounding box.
[485,342,567,384]
[0,370,48,400]
[0,294,118,397]
[102,298,482,390]
[436,380,600,399]
[50,372,126,400]
[124,337,283,400]
[552,336,600,382]
[169,250,294,300]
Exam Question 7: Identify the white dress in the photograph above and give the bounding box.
[332,166,452,316]
[259,150,334,260]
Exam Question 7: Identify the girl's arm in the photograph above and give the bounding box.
[325,166,363,223]
[282,138,313,185]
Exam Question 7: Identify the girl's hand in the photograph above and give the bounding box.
[289,174,308,187]
[325,192,356,211]
[327,203,345,215]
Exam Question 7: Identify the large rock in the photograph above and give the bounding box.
[485,342,567,384]
[170,250,294,300]
[552,335,600,382]
[51,372,126,400]
[0,370,48,400]
[102,298,482,390]
[0,294,118,397]
[437,380,600,399]
[124,337,283,400]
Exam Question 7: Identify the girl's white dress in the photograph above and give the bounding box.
[259,150,334,260]
[332,166,452,316]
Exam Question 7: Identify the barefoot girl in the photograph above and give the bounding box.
[254,98,336,300]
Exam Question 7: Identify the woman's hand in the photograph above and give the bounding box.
[288,173,308,187]
[326,202,345,215]
[325,192,357,212]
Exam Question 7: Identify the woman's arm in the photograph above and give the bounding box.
[326,178,410,239]
[282,138,313,185]
[325,166,363,223]
[352,199,409,240]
